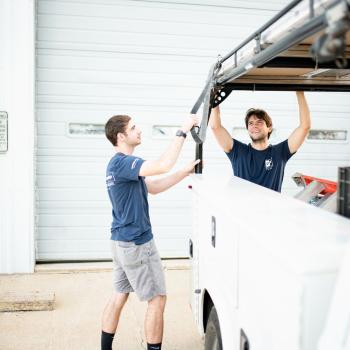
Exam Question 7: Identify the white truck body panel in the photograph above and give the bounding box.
[318,244,350,350]
[190,174,350,349]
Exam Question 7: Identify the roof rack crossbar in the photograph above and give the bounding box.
[224,83,350,92]
[219,0,304,64]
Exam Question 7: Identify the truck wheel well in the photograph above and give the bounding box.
[203,290,214,332]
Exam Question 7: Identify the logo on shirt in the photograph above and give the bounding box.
[131,158,139,169]
[106,174,116,188]
[265,158,273,171]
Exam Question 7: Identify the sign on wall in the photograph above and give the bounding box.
[0,112,8,153]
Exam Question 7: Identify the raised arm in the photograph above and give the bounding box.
[288,91,311,154]
[145,159,200,194]
[210,106,234,153]
[139,115,198,177]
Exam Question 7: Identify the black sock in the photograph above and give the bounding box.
[147,343,162,350]
[101,330,115,350]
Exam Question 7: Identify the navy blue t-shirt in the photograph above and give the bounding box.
[226,139,294,192]
[106,153,152,244]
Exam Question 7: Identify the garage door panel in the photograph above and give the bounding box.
[36,68,201,87]
[37,161,107,175]
[37,188,192,204]
[37,27,233,52]
[36,184,191,202]
[37,102,189,113]
[36,135,197,151]
[37,14,254,40]
[295,153,350,161]
[38,1,275,27]
[38,214,110,227]
[37,236,189,260]
[37,250,110,261]
[38,189,107,201]
[297,144,350,157]
[155,237,191,258]
[37,181,189,198]
[36,148,112,157]
[148,212,192,227]
[35,146,195,160]
[37,121,66,135]
[39,200,110,211]
[37,199,189,211]
[36,110,199,123]
[56,0,283,11]
[36,143,196,156]
[38,212,191,228]
[38,227,109,240]
[36,82,199,98]
[38,199,191,215]
[36,54,210,75]
[37,175,106,188]
[37,239,110,258]
[36,87,196,106]
[36,40,217,57]
[36,48,213,65]
[37,225,190,240]
[37,136,107,150]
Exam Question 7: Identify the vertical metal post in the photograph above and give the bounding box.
[195,143,203,174]
[240,329,250,350]
[337,167,350,218]
[309,0,314,19]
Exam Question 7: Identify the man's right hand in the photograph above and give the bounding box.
[180,114,199,133]
[180,159,201,176]
[139,114,199,177]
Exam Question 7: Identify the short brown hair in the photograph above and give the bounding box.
[245,108,273,139]
[105,115,131,146]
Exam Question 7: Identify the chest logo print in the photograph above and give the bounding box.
[265,158,273,171]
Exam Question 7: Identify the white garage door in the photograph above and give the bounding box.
[35,0,314,261]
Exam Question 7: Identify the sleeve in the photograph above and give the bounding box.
[115,155,145,181]
[225,138,244,162]
[280,139,295,161]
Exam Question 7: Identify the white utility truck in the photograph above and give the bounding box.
[190,175,350,350]
[188,0,350,349]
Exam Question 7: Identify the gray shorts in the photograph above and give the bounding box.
[110,239,166,302]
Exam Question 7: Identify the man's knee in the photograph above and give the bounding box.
[110,292,129,310]
[148,295,166,311]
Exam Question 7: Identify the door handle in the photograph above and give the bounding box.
[189,239,193,258]
[211,216,216,248]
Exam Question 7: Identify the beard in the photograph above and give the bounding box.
[249,133,267,143]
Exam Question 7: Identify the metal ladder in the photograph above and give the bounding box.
[292,172,338,212]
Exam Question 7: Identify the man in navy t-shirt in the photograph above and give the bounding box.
[101,114,199,350]
[210,91,311,192]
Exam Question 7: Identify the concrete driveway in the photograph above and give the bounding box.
[0,260,203,350]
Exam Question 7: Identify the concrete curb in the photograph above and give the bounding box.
[0,291,55,312]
